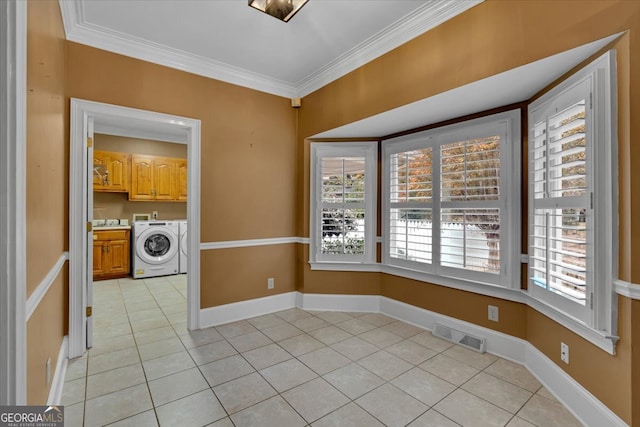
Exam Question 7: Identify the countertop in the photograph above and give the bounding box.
[94,225,131,231]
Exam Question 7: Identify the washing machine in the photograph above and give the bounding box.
[178,220,188,274]
[132,221,179,278]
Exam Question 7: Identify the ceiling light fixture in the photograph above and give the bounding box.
[248,0,309,23]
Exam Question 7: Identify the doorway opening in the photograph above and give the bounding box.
[69,99,201,358]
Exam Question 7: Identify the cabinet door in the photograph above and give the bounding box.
[94,150,129,192]
[106,152,129,192]
[175,159,188,201]
[93,152,107,188]
[108,239,130,274]
[154,158,175,200]
[93,230,130,279]
[93,240,107,276]
[130,156,154,200]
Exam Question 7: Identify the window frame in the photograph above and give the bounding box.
[527,51,618,339]
[309,142,378,269]
[382,109,521,290]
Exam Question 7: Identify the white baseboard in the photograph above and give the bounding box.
[379,297,528,364]
[199,292,297,328]
[525,343,627,427]
[47,336,68,406]
[299,293,381,312]
[197,291,627,426]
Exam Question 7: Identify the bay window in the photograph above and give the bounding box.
[383,110,521,288]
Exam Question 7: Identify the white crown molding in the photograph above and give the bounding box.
[614,279,640,300]
[296,0,483,97]
[58,1,298,98]
[58,1,482,98]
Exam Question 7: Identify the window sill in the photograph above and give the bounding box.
[309,261,381,272]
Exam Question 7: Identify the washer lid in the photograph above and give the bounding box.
[136,227,178,264]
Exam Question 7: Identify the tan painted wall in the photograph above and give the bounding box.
[26,270,66,404]
[65,42,298,308]
[26,0,67,295]
[527,298,632,422]
[201,245,297,308]
[95,133,188,157]
[382,276,527,340]
[94,134,188,221]
[26,0,67,404]
[297,1,640,423]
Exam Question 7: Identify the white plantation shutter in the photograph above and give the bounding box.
[439,134,502,276]
[384,110,519,287]
[310,143,377,264]
[389,148,433,265]
[320,157,366,256]
[529,78,592,321]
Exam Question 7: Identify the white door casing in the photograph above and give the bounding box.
[86,116,94,349]
[69,99,201,358]
[0,0,27,405]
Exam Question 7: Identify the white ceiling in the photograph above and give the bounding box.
[58,1,619,140]
[58,0,482,98]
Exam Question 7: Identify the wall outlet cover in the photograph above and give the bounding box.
[488,305,499,322]
[561,342,570,364]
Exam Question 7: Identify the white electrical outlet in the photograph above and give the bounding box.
[561,342,569,364]
[488,305,499,322]
[152,211,158,219]
[267,277,274,289]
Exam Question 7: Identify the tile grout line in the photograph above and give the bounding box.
[76,279,579,427]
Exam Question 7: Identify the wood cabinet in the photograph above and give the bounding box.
[176,159,188,201]
[93,229,130,280]
[93,150,130,192]
[129,154,186,201]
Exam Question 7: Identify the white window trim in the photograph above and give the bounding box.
[527,50,618,346]
[309,142,378,268]
[382,109,521,290]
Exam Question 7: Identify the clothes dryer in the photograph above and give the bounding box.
[178,220,188,274]
[132,221,179,278]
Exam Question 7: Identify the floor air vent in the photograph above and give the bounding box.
[433,323,486,353]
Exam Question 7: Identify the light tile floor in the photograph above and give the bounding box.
[62,276,583,426]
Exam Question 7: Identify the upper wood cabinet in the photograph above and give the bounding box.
[175,159,188,201]
[93,150,130,193]
[129,154,186,201]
